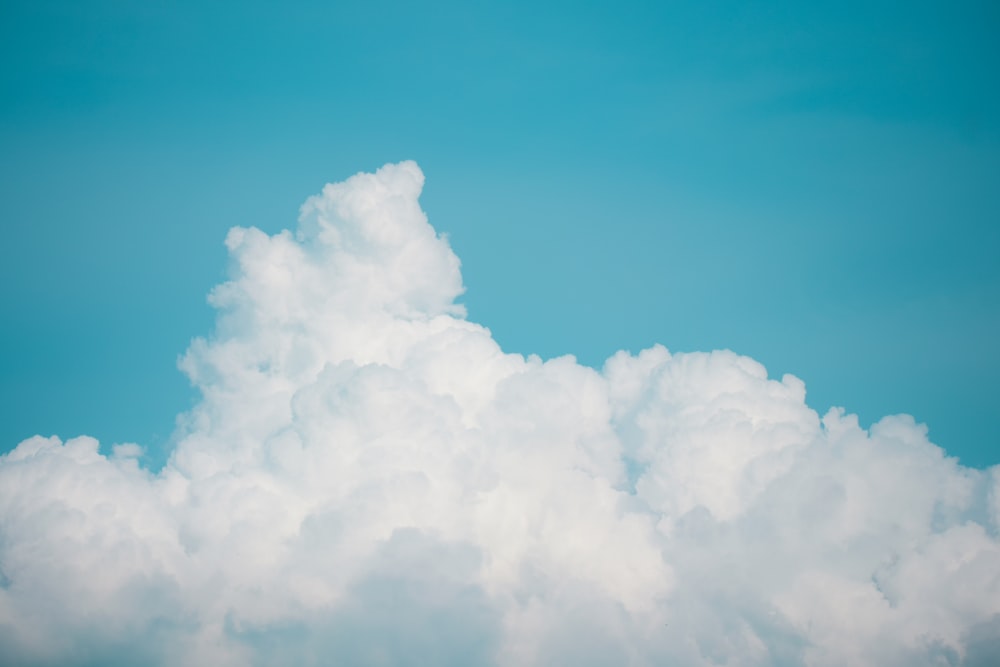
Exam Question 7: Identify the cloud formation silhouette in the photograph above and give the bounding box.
[2,162,998,666]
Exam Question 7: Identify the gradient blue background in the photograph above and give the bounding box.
[2,0,998,467]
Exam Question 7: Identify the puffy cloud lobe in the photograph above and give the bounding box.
[2,161,999,666]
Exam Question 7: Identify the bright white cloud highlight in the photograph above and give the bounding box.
[2,161,999,666]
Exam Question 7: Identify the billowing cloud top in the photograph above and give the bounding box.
[2,162,999,666]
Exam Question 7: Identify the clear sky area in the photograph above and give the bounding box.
[2,0,998,468]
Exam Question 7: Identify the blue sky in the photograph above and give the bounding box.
[3,5,1000,662]
[2,0,998,468]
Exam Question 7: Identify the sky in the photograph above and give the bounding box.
[1,1,1000,665]
[1,0,998,468]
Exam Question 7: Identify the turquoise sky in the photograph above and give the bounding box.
[1,0,998,467]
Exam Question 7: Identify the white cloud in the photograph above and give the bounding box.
[2,161,998,666]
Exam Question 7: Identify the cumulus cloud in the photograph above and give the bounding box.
[2,161,998,666]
